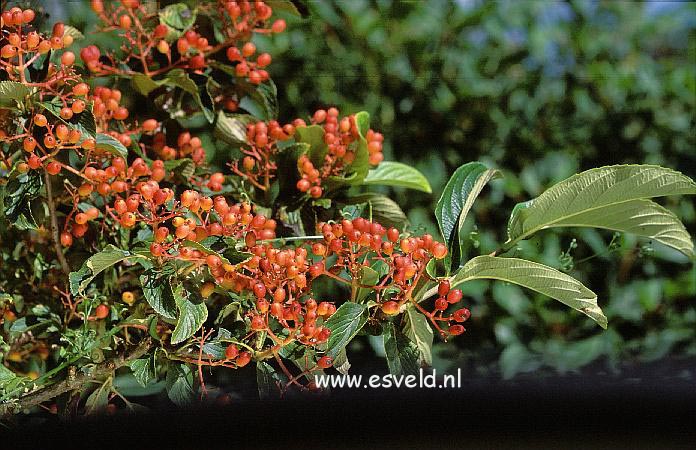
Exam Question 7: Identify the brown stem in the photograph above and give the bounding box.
[0,338,154,418]
[44,170,71,276]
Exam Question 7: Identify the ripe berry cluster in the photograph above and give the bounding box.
[1,9,75,86]
[151,131,207,166]
[230,107,385,199]
[296,107,384,197]
[87,0,285,86]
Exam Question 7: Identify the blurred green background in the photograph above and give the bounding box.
[41,0,696,379]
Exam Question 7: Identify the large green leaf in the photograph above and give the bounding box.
[165,362,195,407]
[294,125,327,168]
[170,284,208,345]
[506,165,696,254]
[139,269,177,320]
[449,255,606,329]
[362,162,432,193]
[69,245,135,295]
[215,111,257,146]
[348,111,371,182]
[435,162,501,270]
[95,133,128,159]
[159,3,197,31]
[0,170,42,228]
[403,305,434,366]
[383,322,420,376]
[324,302,368,358]
[0,81,31,109]
[256,361,280,399]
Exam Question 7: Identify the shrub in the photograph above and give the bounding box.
[0,1,694,418]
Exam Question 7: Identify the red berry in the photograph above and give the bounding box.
[449,325,465,336]
[225,344,239,360]
[446,289,463,304]
[381,301,400,316]
[453,308,471,322]
[317,356,333,369]
[95,304,109,319]
[435,297,448,311]
[438,280,450,297]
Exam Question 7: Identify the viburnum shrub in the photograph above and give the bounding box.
[0,2,694,418]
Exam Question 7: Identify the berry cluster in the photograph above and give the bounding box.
[296,108,384,197]
[230,107,385,200]
[151,131,207,166]
[1,9,75,84]
[87,0,285,86]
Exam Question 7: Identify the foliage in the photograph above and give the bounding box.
[0,0,694,421]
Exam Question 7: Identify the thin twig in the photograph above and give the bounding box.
[44,171,71,275]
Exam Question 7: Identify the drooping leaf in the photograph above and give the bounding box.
[69,245,134,295]
[265,0,306,17]
[0,81,31,109]
[435,162,501,269]
[139,268,177,320]
[348,111,371,182]
[165,362,195,407]
[294,125,327,168]
[403,305,434,366]
[363,162,432,193]
[256,361,280,399]
[324,302,368,358]
[84,380,111,415]
[0,170,42,228]
[215,111,257,145]
[163,69,214,122]
[170,284,208,345]
[159,3,197,31]
[449,255,606,329]
[383,322,420,376]
[131,73,161,96]
[95,133,128,158]
[506,165,696,255]
[129,356,158,387]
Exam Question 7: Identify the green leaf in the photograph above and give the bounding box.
[95,133,128,158]
[0,81,31,109]
[187,236,253,266]
[0,364,18,384]
[294,125,327,168]
[0,170,42,228]
[383,322,420,376]
[166,362,195,407]
[163,69,213,122]
[170,284,208,345]
[84,380,111,415]
[129,356,157,387]
[266,0,304,17]
[436,162,501,269]
[63,25,84,41]
[403,305,434,366]
[240,80,279,120]
[450,255,606,329]
[348,111,371,182]
[40,98,96,139]
[363,162,432,193]
[324,302,368,358]
[367,195,408,228]
[256,361,279,399]
[164,158,195,179]
[69,245,133,295]
[139,268,177,320]
[131,73,161,96]
[215,111,257,145]
[506,165,696,255]
[159,3,197,30]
